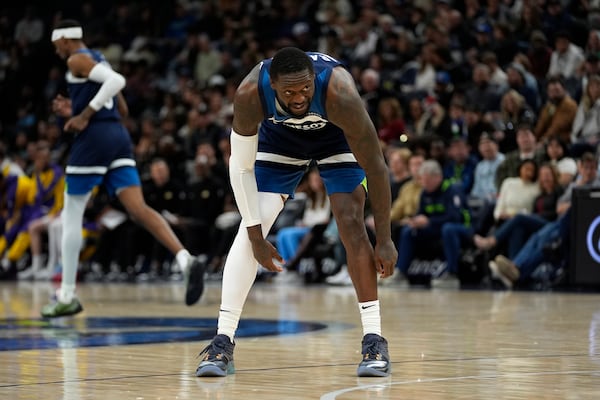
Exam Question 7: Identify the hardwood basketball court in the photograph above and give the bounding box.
[1,280,599,399]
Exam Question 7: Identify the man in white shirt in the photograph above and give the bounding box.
[548,30,585,80]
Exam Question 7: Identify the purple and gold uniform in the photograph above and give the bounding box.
[0,175,35,261]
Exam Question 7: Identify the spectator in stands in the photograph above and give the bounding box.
[14,6,44,46]
[464,63,502,113]
[376,97,406,147]
[534,76,578,144]
[571,74,600,155]
[586,29,600,57]
[491,22,519,69]
[178,107,224,158]
[443,136,479,194]
[475,162,563,258]
[514,3,543,47]
[541,0,576,47]
[411,42,437,96]
[491,89,536,153]
[390,153,425,227]
[505,62,540,112]
[359,68,382,123]
[494,159,540,224]
[576,54,600,101]
[387,147,412,202]
[543,136,577,187]
[443,97,467,143]
[463,103,495,151]
[393,160,468,284]
[471,133,505,203]
[527,30,552,82]
[405,96,427,138]
[495,123,545,189]
[433,71,455,110]
[547,30,585,82]
[194,34,223,88]
[481,51,507,89]
[420,95,452,140]
[469,133,505,235]
[472,21,494,55]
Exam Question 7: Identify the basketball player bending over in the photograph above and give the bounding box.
[196,47,397,378]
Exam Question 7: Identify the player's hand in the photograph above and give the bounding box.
[374,239,397,279]
[64,114,90,133]
[250,238,284,273]
[52,95,72,118]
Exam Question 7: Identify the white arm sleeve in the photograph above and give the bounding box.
[87,63,126,111]
[229,129,261,227]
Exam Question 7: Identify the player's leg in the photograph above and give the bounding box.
[330,187,391,377]
[111,167,204,305]
[21,216,50,279]
[196,192,285,377]
[325,168,391,377]
[43,216,63,277]
[117,185,186,257]
[41,189,91,318]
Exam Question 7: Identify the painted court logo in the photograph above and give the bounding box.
[586,216,600,264]
[0,317,339,351]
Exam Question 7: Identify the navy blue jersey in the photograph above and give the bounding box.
[67,48,121,122]
[253,52,365,196]
[256,52,352,160]
[63,48,136,185]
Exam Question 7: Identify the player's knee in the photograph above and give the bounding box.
[336,212,366,242]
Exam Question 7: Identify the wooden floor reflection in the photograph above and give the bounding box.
[1,280,600,399]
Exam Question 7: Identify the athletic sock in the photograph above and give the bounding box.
[358,300,381,336]
[217,307,242,343]
[59,284,76,304]
[176,249,192,275]
[31,255,42,272]
[60,193,91,304]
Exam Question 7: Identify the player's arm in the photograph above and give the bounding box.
[229,64,283,271]
[326,66,397,275]
[64,53,126,132]
[326,67,392,240]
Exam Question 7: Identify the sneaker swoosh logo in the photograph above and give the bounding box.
[219,309,230,313]
[361,305,375,310]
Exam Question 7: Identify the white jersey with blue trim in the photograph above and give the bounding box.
[67,48,121,122]
[256,52,354,161]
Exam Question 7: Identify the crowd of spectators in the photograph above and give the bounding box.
[2,0,600,288]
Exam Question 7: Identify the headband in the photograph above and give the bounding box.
[51,27,83,42]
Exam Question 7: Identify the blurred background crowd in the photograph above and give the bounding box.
[2,0,600,289]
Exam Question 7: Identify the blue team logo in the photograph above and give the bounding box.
[0,317,344,351]
[586,216,600,264]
